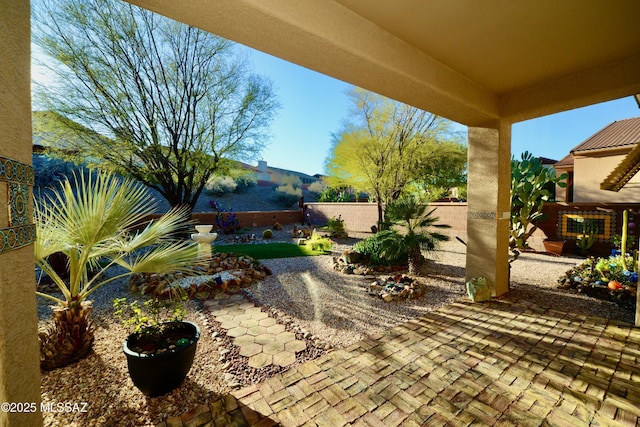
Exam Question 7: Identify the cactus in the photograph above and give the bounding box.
[622,210,629,270]
[510,151,567,251]
[575,220,598,254]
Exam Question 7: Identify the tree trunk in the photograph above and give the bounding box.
[408,246,422,276]
[39,301,95,370]
[377,200,384,230]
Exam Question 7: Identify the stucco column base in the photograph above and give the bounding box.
[0,2,42,426]
[465,124,512,297]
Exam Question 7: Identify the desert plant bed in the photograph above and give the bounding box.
[557,255,637,310]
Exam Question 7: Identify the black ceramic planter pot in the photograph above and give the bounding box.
[123,321,200,397]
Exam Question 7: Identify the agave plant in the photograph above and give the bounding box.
[380,196,450,275]
[35,170,198,370]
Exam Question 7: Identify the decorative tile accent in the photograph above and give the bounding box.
[0,156,34,184]
[557,210,614,242]
[0,224,36,253]
[0,157,35,252]
[467,211,496,220]
[8,182,29,225]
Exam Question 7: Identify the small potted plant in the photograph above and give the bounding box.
[113,294,200,397]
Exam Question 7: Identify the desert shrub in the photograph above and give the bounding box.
[278,174,302,186]
[234,173,257,192]
[308,181,325,196]
[327,215,348,238]
[205,175,237,195]
[306,231,333,252]
[205,170,257,195]
[262,229,273,238]
[353,230,407,265]
[274,183,302,207]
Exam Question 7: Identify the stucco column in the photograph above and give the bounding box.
[465,122,512,297]
[0,2,42,426]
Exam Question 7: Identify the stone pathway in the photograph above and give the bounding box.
[203,293,307,370]
[161,298,640,426]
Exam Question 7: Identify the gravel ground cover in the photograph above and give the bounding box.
[37,230,636,426]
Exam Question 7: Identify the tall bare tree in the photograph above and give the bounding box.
[32,0,279,210]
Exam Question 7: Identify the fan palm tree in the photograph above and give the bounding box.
[35,170,198,370]
[380,196,450,275]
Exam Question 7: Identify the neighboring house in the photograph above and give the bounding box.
[554,116,640,203]
[539,157,558,169]
[242,160,321,188]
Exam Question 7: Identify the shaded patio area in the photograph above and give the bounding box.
[169,298,640,426]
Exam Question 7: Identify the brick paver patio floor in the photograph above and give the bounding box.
[163,299,640,426]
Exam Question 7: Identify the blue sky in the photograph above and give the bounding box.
[247,48,640,176]
[245,49,352,176]
[33,41,640,177]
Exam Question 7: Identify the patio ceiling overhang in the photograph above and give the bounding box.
[124,0,640,127]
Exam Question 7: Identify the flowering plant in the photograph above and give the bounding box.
[113,296,187,335]
[209,200,240,234]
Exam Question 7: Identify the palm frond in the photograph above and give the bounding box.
[116,206,192,253]
[117,242,198,274]
[35,169,193,305]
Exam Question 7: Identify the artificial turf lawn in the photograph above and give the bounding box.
[214,242,330,259]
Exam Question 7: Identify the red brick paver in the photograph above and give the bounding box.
[163,299,640,426]
[232,299,640,426]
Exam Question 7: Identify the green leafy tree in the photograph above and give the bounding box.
[510,151,567,254]
[379,196,450,275]
[36,170,198,370]
[318,185,351,202]
[326,87,461,225]
[32,0,279,210]
[412,138,467,201]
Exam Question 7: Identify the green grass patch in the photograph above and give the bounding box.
[214,243,330,259]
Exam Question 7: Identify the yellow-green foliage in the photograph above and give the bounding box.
[308,180,325,195]
[306,231,333,252]
[278,174,303,187]
[113,297,187,334]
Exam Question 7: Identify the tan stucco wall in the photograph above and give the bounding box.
[466,124,511,296]
[573,153,640,203]
[0,2,42,426]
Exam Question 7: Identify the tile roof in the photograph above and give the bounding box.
[571,116,640,153]
[538,156,558,165]
[554,153,574,168]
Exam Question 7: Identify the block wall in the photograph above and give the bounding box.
[306,203,380,233]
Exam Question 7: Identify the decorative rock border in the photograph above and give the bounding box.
[333,249,406,276]
[128,253,272,299]
[365,275,426,302]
